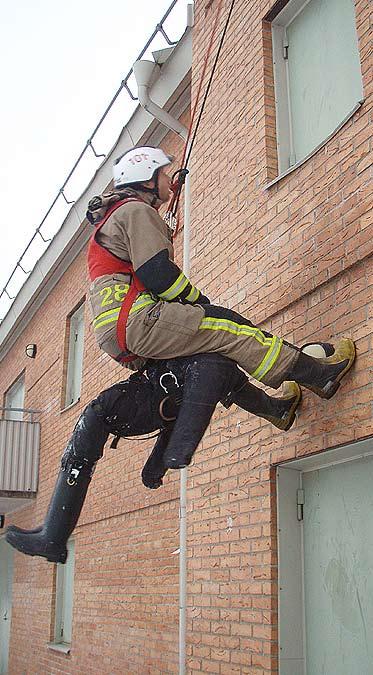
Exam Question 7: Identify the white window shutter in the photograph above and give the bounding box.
[5,375,25,421]
[272,0,364,174]
[65,304,85,407]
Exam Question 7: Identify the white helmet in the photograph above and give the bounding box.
[113,146,173,189]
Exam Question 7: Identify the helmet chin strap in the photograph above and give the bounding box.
[149,170,160,207]
[131,169,160,207]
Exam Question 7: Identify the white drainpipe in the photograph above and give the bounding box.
[133,58,190,675]
[133,60,188,142]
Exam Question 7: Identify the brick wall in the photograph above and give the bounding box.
[1,0,372,672]
[185,0,372,672]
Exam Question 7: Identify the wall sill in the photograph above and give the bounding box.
[264,100,364,190]
[60,398,80,414]
[47,642,71,654]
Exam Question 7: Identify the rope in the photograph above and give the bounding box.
[168,0,237,235]
[182,0,225,166]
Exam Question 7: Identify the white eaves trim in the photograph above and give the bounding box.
[0,30,191,361]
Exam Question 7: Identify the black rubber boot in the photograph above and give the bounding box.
[6,524,43,535]
[230,380,301,431]
[162,355,241,470]
[5,395,109,564]
[5,464,93,564]
[288,338,355,399]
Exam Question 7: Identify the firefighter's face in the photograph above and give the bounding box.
[144,167,172,203]
[156,167,172,203]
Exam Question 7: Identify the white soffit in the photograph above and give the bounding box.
[0,30,191,361]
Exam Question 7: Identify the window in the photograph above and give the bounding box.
[4,373,25,421]
[270,0,364,175]
[65,303,85,407]
[52,539,75,650]
[0,537,14,674]
[276,438,373,674]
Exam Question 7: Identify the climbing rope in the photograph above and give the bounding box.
[166,0,237,236]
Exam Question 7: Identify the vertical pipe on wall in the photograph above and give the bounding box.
[178,149,191,675]
[133,60,190,675]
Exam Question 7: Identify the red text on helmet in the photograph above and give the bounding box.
[128,153,150,165]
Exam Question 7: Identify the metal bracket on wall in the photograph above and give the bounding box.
[297,488,305,521]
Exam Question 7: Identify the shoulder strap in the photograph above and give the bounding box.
[94,196,142,233]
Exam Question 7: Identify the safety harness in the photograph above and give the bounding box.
[87,197,145,364]
[104,369,184,449]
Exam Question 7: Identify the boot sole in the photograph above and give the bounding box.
[282,389,302,431]
[164,453,192,470]
[47,553,67,564]
[306,340,356,400]
[261,385,302,431]
[5,532,67,564]
[142,475,163,489]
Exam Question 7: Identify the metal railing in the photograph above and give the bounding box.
[0,411,41,493]
[0,0,184,321]
[0,407,42,423]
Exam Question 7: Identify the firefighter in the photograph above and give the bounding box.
[5,353,302,564]
[87,145,355,398]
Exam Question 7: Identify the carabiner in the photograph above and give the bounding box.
[159,371,179,394]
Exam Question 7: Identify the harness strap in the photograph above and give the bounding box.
[90,197,146,364]
[116,272,145,362]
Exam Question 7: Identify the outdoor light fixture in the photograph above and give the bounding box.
[25,344,37,359]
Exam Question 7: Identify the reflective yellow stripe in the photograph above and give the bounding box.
[93,292,156,330]
[251,336,283,381]
[185,285,200,303]
[93,307,120,327]
[159,272,189,301]
[199,317,272,346]
[199,317,282,380]
[94,315,119,330]
[129,297,155,314]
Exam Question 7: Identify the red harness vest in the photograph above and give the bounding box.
[87,198,146,363]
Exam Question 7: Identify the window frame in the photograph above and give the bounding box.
[4,372,26,421]
[64,302,85,409]
[276,437,373,674]
[266,0,365,186]
[48,538,75,652]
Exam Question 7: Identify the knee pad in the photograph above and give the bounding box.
[60,402,109,467]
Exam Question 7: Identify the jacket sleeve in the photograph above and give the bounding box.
[136,249,210,304]
[120,201,210,304]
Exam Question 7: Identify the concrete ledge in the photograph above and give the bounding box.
[47,642,71,655]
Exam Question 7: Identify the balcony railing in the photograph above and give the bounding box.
[0,407,41,515]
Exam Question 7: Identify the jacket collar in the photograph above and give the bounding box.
[86,187,158,225]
